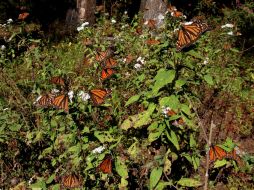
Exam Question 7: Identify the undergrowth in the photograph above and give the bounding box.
[0,2,254,190]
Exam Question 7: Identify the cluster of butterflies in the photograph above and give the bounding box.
[61,155,112,188]
[208,145,240,163]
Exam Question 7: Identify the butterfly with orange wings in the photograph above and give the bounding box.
[97,155,112,174]
[89,88,110,106]
[209,145,228,162]
[35,93,55,108]
[52,94,69,113]
[176,19,210,51]
[18,12,29,20]
[102,58,117,68]
[50,76,66,86]
[101,68,116,81]
[96,48,112,62]
[61,174,82,188]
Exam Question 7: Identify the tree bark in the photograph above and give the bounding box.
[76,0,96,24]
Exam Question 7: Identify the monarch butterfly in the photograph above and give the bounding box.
[102,58,117,68]
[101,68,115,81]
[145,19,156,29]
[50,76,65,86]
[146,39,160,45]
[209,145,227,162]
[96,49,112,62]
[61,174,82,188]
[52,94,69,113]
[89,88,109,106]
[36,93,55,107]
[18,12,29,20]
[167,5,184,18]
[176,19,210,51]
[97,155,112,174]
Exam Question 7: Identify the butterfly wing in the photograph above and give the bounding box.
[103,58,117,68]
[89,89,108,106]
[36,94,54,108]
[50,76,65,86]
[52,94,69,113]
[62,174,81,188]
[98,156,112,174]
[176,20,209,51]
[96,49,112,62]
[101,68,115,80]
[209,145,227,162]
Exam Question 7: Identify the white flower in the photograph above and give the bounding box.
[111,19,116,24]
[7,18,13,24]
[124,11,128,15]
[33,95,42,104]
[134,63,142,70]
[203,57,209,65]
[3,108,9,111]
[68,90,74,103]
[81,22,89,27]
[0,45,6,50]
[137,56,145,65]
[77,26,84,32]
[122,58,127,63]
[221,23,234,28]
[91,146,105,154]
[173,28,179,33]
[227,31,234,36]
[51,88,60,94]
[125,72,130,77]
[158,14,165,20]
[161,106,171,117]
[78,91,90,101]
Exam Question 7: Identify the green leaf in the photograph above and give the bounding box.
[159,95,180,111]
[214,159,227,168]
[150,167,163,189]
[120,103,156,130]
[115,156,128,179]
[166,130,180,150]
[51,184,61,190]
[148,123,166,142]
[128,141,139,159]
[189,134,196,148]
[175,79,186,88]
[125,94,141,106]
[155,181,173,190]
[152,69,175,94]
[9,124,22,132]
[177,178,202,187]
[203,74,214,85]
[94,131,115,143]
[180,104,191,116]
[46,174,55,184]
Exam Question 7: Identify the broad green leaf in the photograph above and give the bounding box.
[152,69,175,94]
[94,131,115,143]
[115,156,128,179]
[166,130,180,150]
[214,159,227,168]
[68,143,81,153]
[51,184,60,190]
[163,158,172,175]
[159,95,180,111]
[177,178,202,187]
[155,181,173,190]
[180,104,191,116]
[203,74,214,85]
[128,141,139,159]
[175,79,186,88]
[120,103,156,130]
[9,124,22,132]
[150,167,163,190]
[125,94,141,106]
[29,180,47,190]
[119,178,128,189]
[192,156,200,170]
[46,174,55,184]
[148,123,166,142]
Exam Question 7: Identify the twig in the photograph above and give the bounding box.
[204,120,215,190]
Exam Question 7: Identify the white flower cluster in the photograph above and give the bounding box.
[77,91,90,101]
[91,146,105,154]
[202,57,209,65]
[77,22,89,32]
[221,23,242,36]
[0,45,6,51]
[134,56,146,70]
[111,18,116,24]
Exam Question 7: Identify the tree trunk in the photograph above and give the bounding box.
[143,0,167,28]
[76,0,96,24]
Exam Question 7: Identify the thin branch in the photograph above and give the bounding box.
[203,120,215,190]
